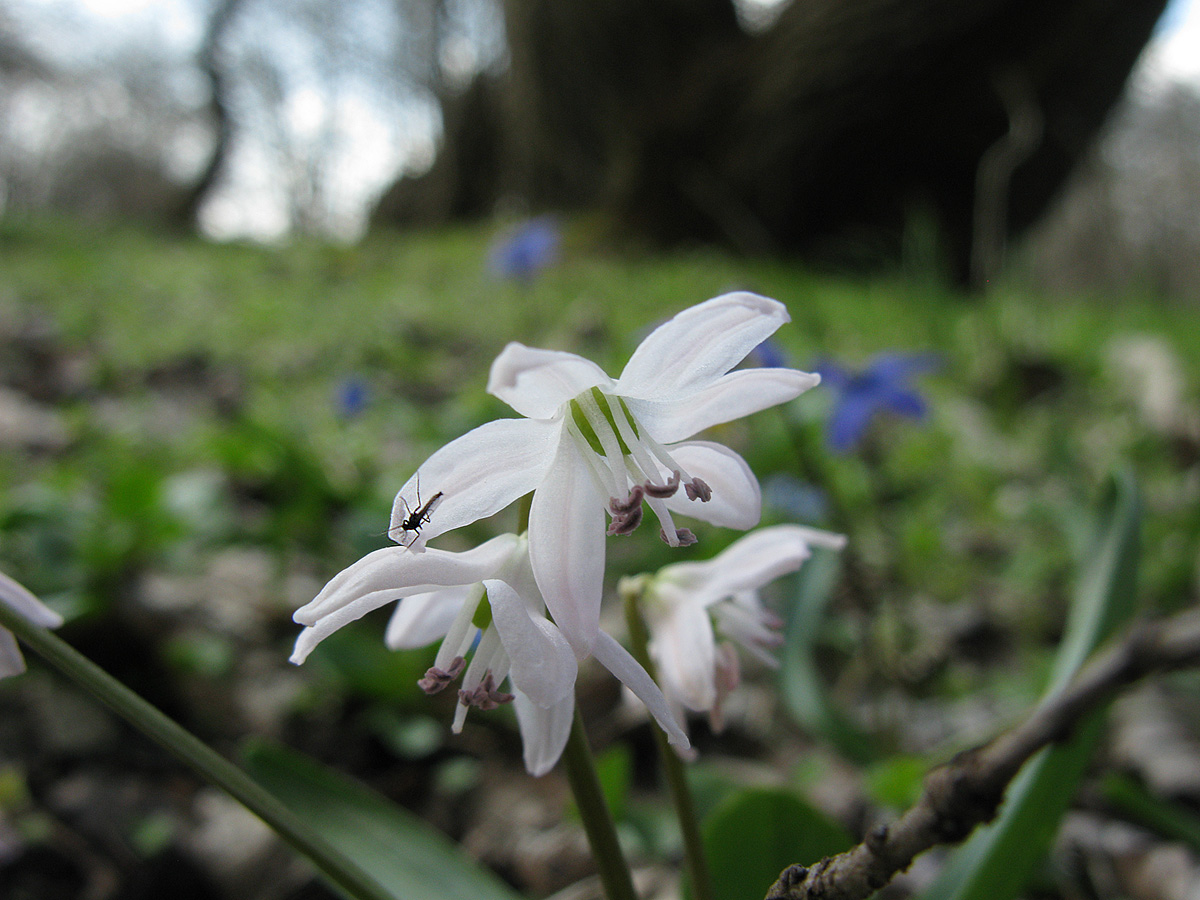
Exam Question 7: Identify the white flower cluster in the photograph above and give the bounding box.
[292,292,842,775]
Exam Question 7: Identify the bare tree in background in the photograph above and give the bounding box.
[0,0,462,235]
[173,0,246,229]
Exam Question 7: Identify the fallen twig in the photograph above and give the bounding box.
[765,609,1200,900]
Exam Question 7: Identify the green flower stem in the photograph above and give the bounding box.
[621,583,715,900]
[0,603,394,900]
[561,707,640,900]
[777,408,874,609]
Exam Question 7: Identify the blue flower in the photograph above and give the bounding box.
[749,337,788,369]
[816,353,939,453]
[335,377,371,418]
[488,217,560,281]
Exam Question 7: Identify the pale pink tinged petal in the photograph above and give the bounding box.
[390,419,559,545]
[385,587,474,650]
[677,525,839,602]
[487,343,613,419]
[651,602,718,712]
[484,579,577,707]
[617,292,791,399]
[0,572,63,629]
[528,437,606,655]
[513,691,574,776]
[591,630,689,749]
[0,630,26,678]
[660,442,761,530]
[625,368,821,445]
[296,536,518,626]
[291,590,406,663]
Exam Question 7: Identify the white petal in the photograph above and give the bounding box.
[650,602,718,712]
[385,587,475,649]
[487,343,613,419]
[660,441,761,530]
[513,691,574,776]
[0,629,26,678]
[296,535,518,626]
[528,436,606,656]
[0,572,63,629]
[625,368,820,445]
[390,419,559,547]
[663,525,843,605]
[591,630,689,749]
[617,292,790,399]
[484,579,577,707]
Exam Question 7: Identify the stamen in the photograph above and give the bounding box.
[660,526,698,546]
[567,417,623,501]
[577,391,631,499]
[418,656,466,694]
[643,470,681,499]
[607,392,712,509]
[685,478,712,502]
[458,672,515,710]
[609,484,645,514]
[607,502,643,536]
[435,584,486,671]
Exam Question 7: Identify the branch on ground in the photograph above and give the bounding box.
[765,609,1200,900]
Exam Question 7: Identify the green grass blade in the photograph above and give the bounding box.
[701,788,853,900]
[242,740,527,900]
[1101,772,1200,850]
[779,547,876,763]
[919,470,1142,900]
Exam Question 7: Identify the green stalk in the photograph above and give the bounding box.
[0,603,394,900]
[621,582,715,900]
[561,706,640,900]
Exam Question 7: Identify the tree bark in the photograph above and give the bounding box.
[173,0,245,230]
[373,0,1168,284]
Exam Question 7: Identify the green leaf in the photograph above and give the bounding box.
[242,740,526,900]
[702,788,853,900]
[778,548,876,763]
[920,470,1142,900]
[1101,772,1200,851]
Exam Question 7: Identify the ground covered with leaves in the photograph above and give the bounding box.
[1,217,1199,900]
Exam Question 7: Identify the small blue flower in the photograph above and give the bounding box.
[335,377,371,418]
[816,352,940,453]
[749,337,788,369]
[488,217,560,281]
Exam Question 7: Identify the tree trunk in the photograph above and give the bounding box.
[373,0,1167,284]
[173,0,244,230]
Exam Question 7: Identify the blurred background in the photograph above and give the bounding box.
[2,1,1200,899]
[0,0,1198,294]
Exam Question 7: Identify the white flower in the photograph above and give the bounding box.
[631,525,845,732]
[0,571,64,678]
[387,292,820,657]
[292,533,688,775]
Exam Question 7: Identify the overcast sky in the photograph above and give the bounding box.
[1144,0,1200,83]
[16,0,1200,239]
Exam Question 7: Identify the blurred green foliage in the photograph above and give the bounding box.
[2,214,1198,686]
[1,216,1198,899]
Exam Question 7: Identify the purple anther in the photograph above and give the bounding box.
[458,672,515,710]
[607,503,643,536]
[660,527,699,546]
[418,656,466,694]
[643,470,681,499]
[609,485,645,514]
[685,478,712,502]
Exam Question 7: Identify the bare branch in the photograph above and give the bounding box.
[765,610,1200,900]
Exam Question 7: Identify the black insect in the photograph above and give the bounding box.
[391,476,444,548]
